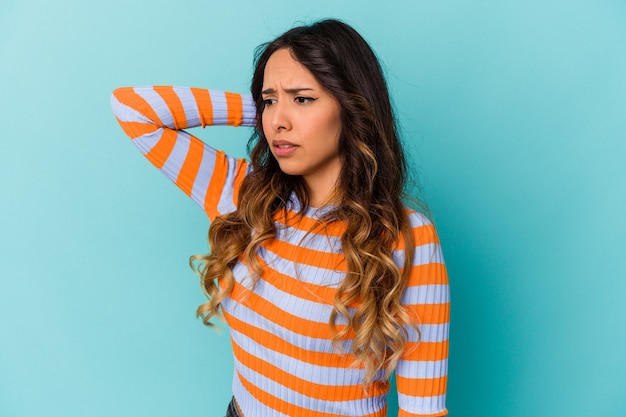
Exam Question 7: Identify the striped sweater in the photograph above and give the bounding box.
[111,86,450,417]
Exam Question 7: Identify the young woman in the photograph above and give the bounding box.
[111,19,449,417]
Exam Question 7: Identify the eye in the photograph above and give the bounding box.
[263,98,276,107]
[295,96,316,104]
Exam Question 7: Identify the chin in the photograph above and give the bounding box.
[276,163,303,177]
[278,168,303,177]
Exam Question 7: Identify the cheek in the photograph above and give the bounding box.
[261,114,271,140]
[321,104,342,139]
[323,114,342,145]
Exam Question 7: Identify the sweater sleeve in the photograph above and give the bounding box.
[396,213,450,417]
[110,86,257,221]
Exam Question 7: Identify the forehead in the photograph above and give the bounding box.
[263,48,319,88]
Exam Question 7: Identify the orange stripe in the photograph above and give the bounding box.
[175,136,204,197]
[237,372,387,417]
[273,212,436,247]
[227,282,347,340]
[154,86,188,129]
[204,150,228,219]
[264,239,347,271]
[396,375,447,397]
[402,340,449,361]
[225,92,243,126]
[407,263,448,286]
[413,224,440,246]
[113,87,164,126]
[231,339,385,401]
[259,258,337,305]
[144,128,177,169]
[116,119,159,140]
[395,224,440,251]
[277,209,347,237]
[250,250,447,321]
[398,409,448,417]
[407,302,450,325]
[191,87,213,127]
[231,159,249,206]
[225,311,351,368]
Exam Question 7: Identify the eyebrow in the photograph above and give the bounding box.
[261,87,315,95]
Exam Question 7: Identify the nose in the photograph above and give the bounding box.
[268,100,292,132]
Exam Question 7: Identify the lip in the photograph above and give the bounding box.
[272,140,298,157]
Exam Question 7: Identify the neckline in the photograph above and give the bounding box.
[287,192,336,219]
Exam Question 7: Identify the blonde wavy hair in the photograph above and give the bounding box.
[191,19,420,384]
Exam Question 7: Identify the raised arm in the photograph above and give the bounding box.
[110,86,257,220]
[396,213,450,417]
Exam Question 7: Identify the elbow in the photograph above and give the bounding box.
[110,87,134,120]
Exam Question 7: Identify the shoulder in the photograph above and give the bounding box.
[402,208,448,287]
[404,208,440,248]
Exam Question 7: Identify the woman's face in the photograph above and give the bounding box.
[261,48,342,200]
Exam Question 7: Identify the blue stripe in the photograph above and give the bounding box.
[217,153,246,215]
[407,211,431,228]
[228,265,340,330]
[133,87,174,127]
[258,246,345,287]
[160,130,190,184]
[274,223,343,254]
[396,359,448,379]
[131,128,163,155]
[397,393,447,415]
[405,322,450,343]
[232,372,291,417]
[241,94,257,127]
[172,86,199,126]
[401,284,450,305]
[207,90,228,125]
[229,328,367,387]
[188,141,218,211]
[232,346,387,415]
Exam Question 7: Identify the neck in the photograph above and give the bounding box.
[304,173,340,208]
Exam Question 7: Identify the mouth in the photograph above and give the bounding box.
[272,140,298,156]
[273,140,297,148]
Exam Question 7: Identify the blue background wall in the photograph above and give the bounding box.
[1,0,625,416]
